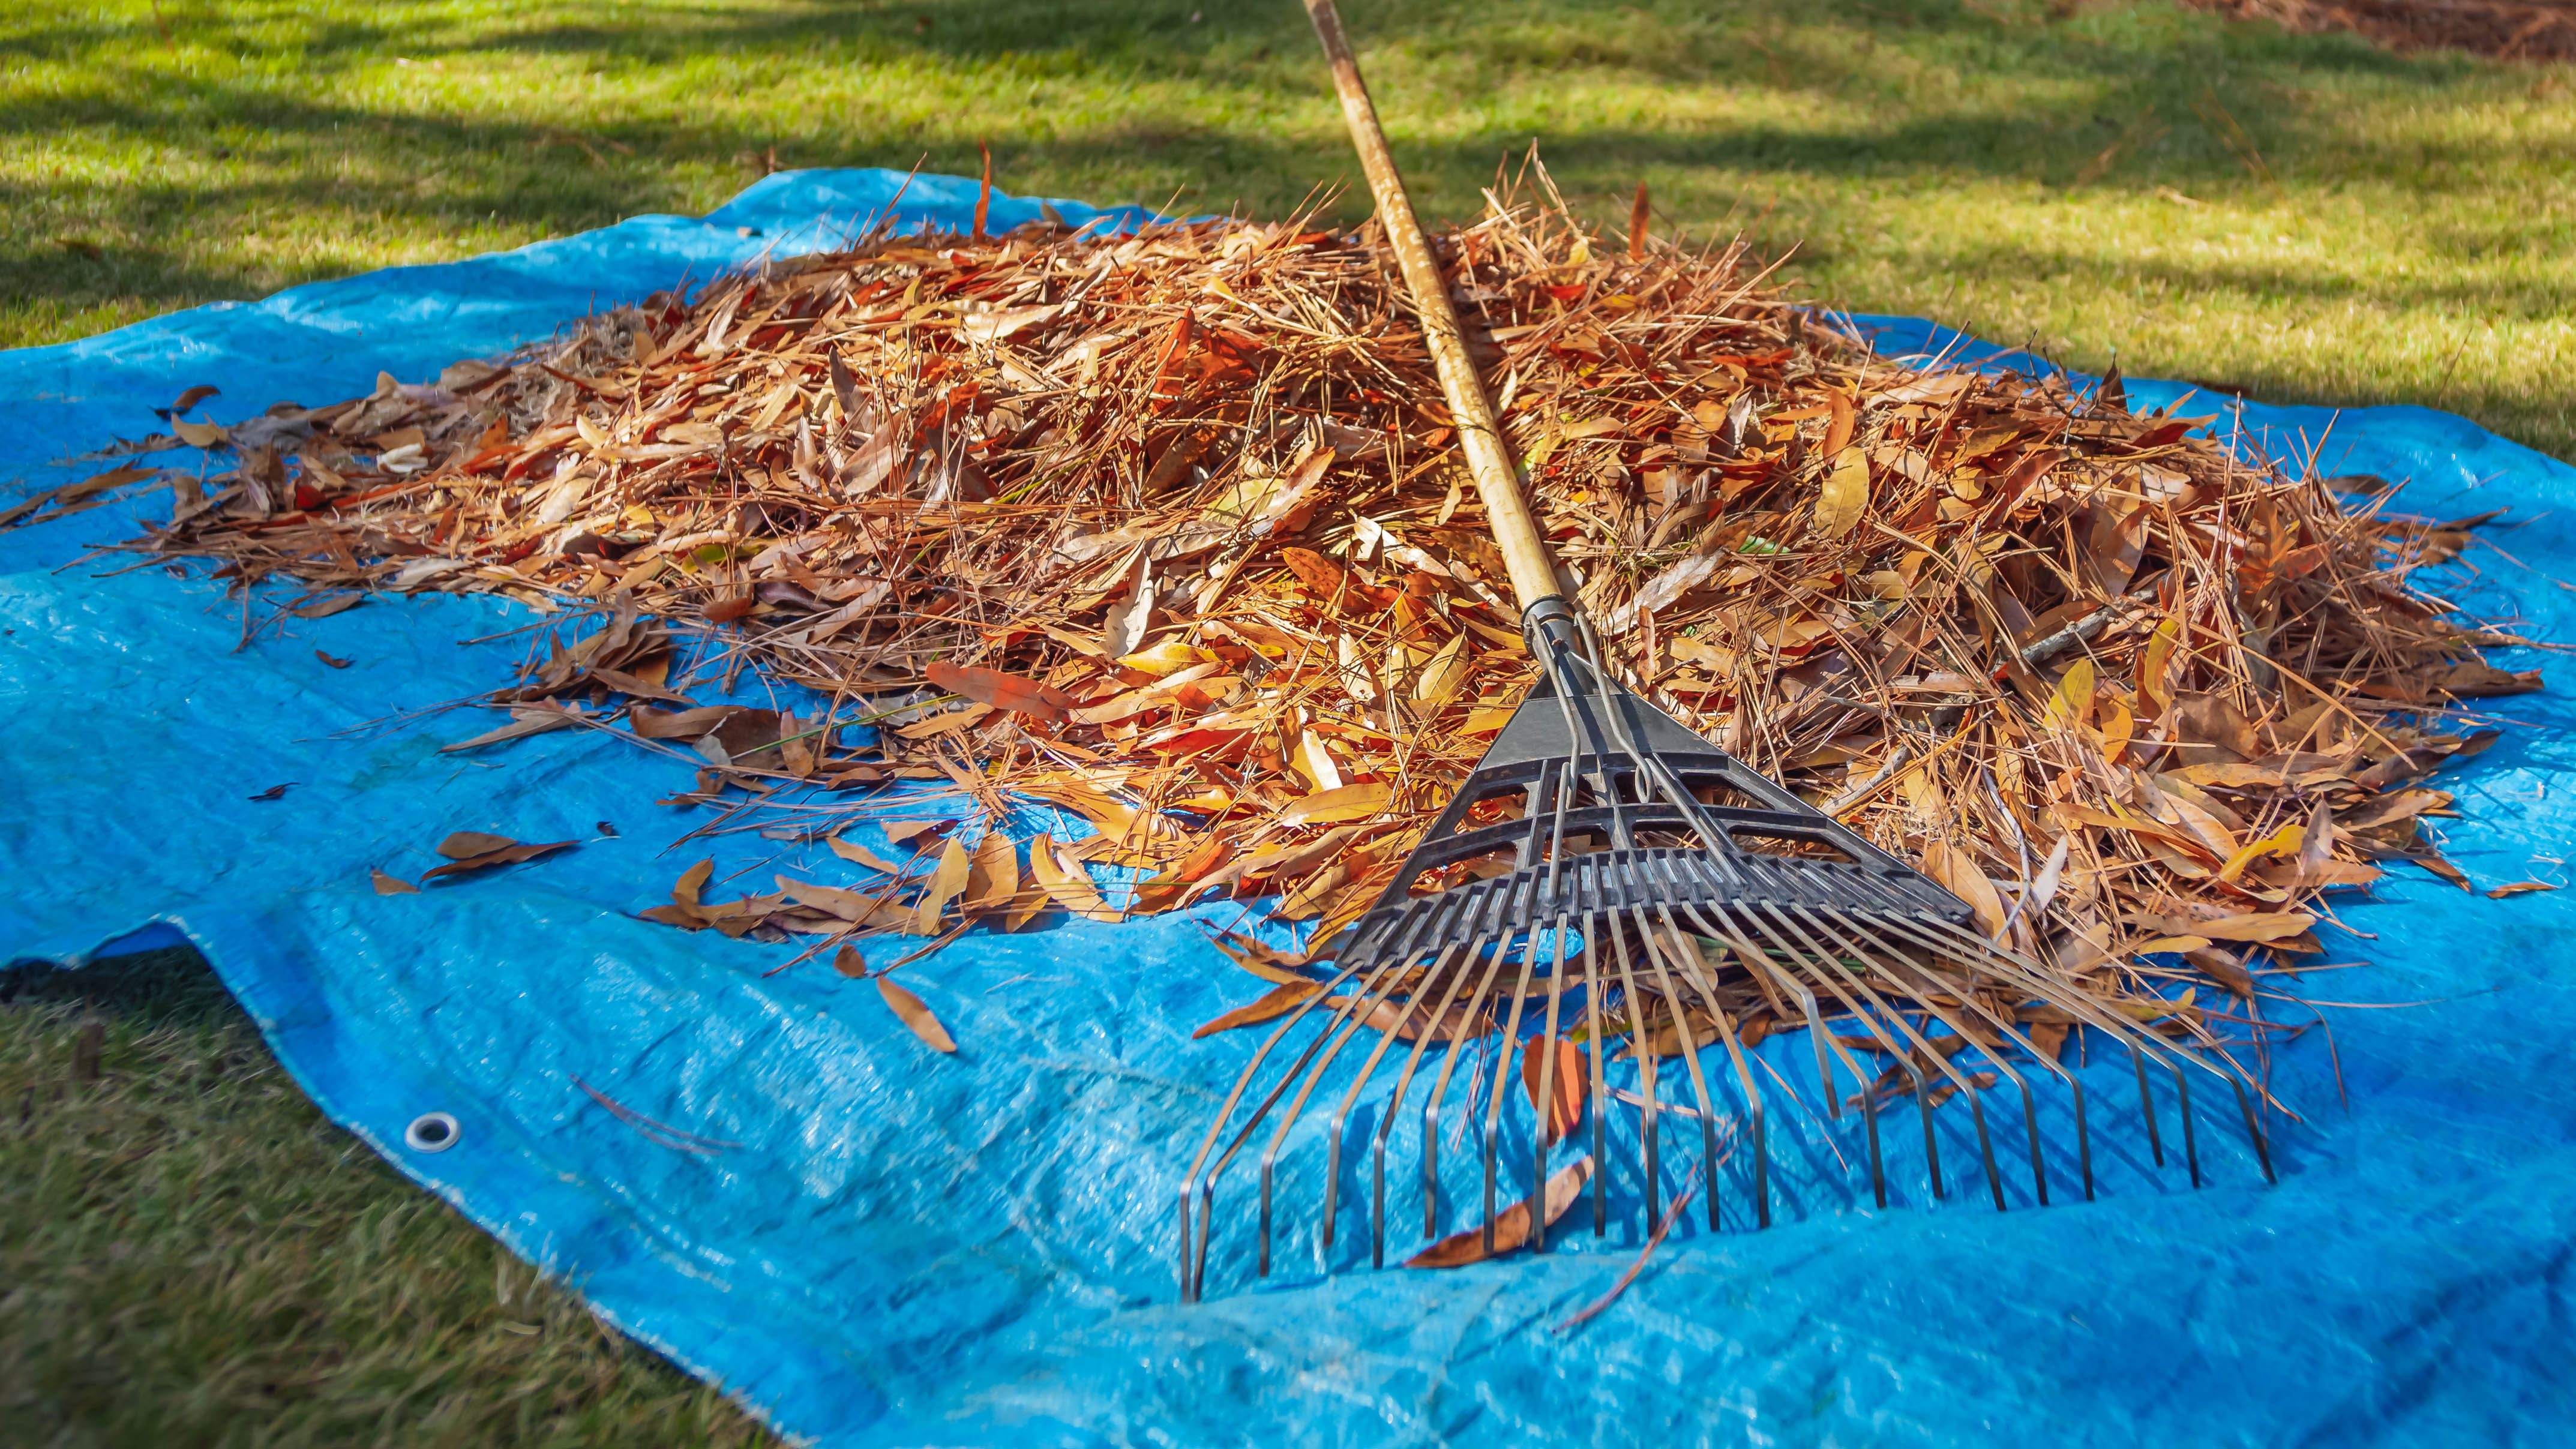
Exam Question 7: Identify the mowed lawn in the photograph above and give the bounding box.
[3,1,2571,1443]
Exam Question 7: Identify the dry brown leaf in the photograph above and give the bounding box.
[914,836,971,934]
[370,868,419,895]
[1029,832,1121,922]
[1522,1035,1587,1145]
[877,974,956,1053]
[1190,979,1324,1038]
[1406,1156,1593,1268]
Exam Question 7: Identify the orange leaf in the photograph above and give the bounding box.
[1406,1156,1593,1268]
[1029,832,1121,922]
[877,975,956,1053]
[926,659,1078,722]
[1190,979,1323,1038]
[1522,1036,1587,1145]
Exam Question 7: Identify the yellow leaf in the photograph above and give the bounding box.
[1277,862,1350,920]
[1279,782,1392,827]
[1411,634,1472,708]
[827,835,904,872]
[1813,444,1869,538]
[1028,832,1121,922]
[965,832,1019,913]
[1117,640,1217,677]
[914,836,970,935]
[171,418,230,448]
[2217,821,2303,884]
[2140,616,2181,716]
[2191,911,2317,943]
[2044,658,2097,732]
[877,975,956,1052]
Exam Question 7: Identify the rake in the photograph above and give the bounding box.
[1171,0,2275,1303]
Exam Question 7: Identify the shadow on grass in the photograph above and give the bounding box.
[0,944,238,1031]
[2,0,2568,449]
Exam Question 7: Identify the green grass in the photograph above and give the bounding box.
[4,0,2573,457]
[0,950,776,1446]
[4,1,2572,1440]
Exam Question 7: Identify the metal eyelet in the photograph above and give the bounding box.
[404,1111,461,1153]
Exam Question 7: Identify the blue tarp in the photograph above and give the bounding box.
[5,170,2572,1445]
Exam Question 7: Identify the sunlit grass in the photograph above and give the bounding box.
[5,0,2571,451]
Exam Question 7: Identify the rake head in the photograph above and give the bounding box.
[1175,601,2274,1302]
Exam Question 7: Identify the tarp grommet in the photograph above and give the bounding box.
[404,1111,461,1153]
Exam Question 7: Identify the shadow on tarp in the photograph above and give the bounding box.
[6,170,2576,1446]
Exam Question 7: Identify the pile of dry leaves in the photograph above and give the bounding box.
[45,172,2542,1066]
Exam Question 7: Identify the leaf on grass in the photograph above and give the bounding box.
[1406,1156,1594,1268]
[370,868,419,895]
[421,838,576,881]
[2488,881,2557,898]
[1030,832,1121,922]
[925,659,1078,721]
[1522,1035,1587,1145]
[877,975,956,1053]
[1191,979,1324,1037]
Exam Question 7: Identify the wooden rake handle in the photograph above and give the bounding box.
[1301,0,1564,617]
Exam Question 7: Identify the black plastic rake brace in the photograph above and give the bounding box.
[1171,601,2276,1303]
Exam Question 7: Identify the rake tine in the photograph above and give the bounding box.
[1874,930,2046,1207]
[1429,929,1511,1249]
[1369,937,1492,1269]
[2173,1059,2203,1188]
[1178,952,1375,1300]
[1467,922,1545,1252]
[2232,1075,2278,1185]
[1750,908,1921,1208]
[1605,916,1662,1230]
[1528,916,1573,1249]
[1725,908,1906,1205]
[1669,904,1769,1228]
[1770,905,1958,1202]
[1253,944,1434,1275]
[1324,940,1485,1265]
[1641,902,1725,1229]
[1582,908,1609,1235]
[2132,1043,2167,1168]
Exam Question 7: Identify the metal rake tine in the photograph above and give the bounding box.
[1253,947,1427,1276]
[1582,908,1610,1234]
[1177,952,1373,1300]
[1702,906,1894,1189]
[2232,1075,2278,1184]
[1870,917,2095,1202]
[1605,916,1663,1229]
[2174,1060,2202,1187]
[1855,918,2049,1207]
[1668,905,1771,1228]
[1322,943,1473,1264]
[1368,936,1490,1270]
[1749,908,1923,1209]
[1528,913,1572,1250]
[2131,1043,2167,1168]
[1639,902,1725,1229]
[1768,905,1957,1202]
